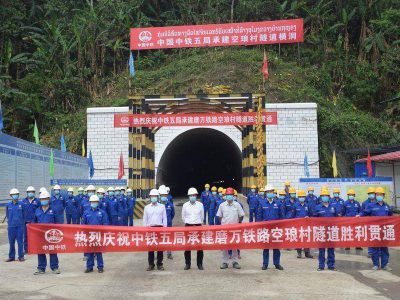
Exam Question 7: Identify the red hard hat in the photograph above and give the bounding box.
[225,187,234,195]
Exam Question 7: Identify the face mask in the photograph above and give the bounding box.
[333,193,339,198]
[127,193,132,196]
[299,197,305,203]
[91,203,98,208]
[78,191,83,195]
[226,195,234,201]
[150,197,158,203]
[121,191,125,195]
[41,200,49,206]
[98,194,104,199]
[189,196,197,203]
[308,191,313,195]
[322,196,330,203]
[368,194,375,200]
[161,196,168,202]
[259,192,265,196]
[267,193,274,199]
[218,193,223,197]
[54,190,60,195]
[115,191,120,196]
[108,192,114,196]
[279,195,285,200]
[68,192,73,196]
[28,192,35,198]
[290,193,296,198]
[251,189,256,193]
[12,195,19,200]
[348,195,355,200]
[376,195,384,202]
[205,188,209,192]
[212,192,217,195]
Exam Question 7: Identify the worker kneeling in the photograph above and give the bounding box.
[82,195,109,273]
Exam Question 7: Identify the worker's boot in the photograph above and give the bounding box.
[184,264,191,270]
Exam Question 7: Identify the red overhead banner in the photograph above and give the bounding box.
[28,217,400,254]
[114,112,277,127]
[130,19,304,50]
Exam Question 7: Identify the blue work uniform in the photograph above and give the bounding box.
[362,201,393,268]
[65,195,79,224]
[127,195,136,226]
[22,197,41,252]
[167,194,173,203]
[79,198,91,220]
[293,202,311,218]
[107,197,119,225]
[284,198,297,219]
[50,194,65,224]
[82,208,109,271]
[99,196,108,214]
[257,198,284,268]
[201,190,210,224]
[208,193,219,225]
[361,198,376,213]
[214,197,224,225]
[6,200,25,260]
[254,195,266,222]
[314,203,337,270]
[247,192,259,222]
[34,206,59,271]
[306,194,318,214]
[165,200,175,227]
[330,197,344,216]
[343,199,361,217]
[116,196,127,226]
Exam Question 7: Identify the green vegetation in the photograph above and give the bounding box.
[1,0,399,176]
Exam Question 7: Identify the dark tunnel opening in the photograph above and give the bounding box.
[156,128,242,197]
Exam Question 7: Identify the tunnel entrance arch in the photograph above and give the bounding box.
[156,128,242,196]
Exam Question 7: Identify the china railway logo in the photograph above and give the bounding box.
[45,229,64,244]
[139,31,152,42]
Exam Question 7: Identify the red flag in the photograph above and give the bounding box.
[118,153,125,180]
[262,49,269,80]
[367,149,373,177]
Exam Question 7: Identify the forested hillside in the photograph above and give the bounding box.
[1,0,399,176]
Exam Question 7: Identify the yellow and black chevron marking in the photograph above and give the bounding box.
[133,200,147,219]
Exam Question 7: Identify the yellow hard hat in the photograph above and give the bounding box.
[251,185,257,189]
[321,185,328,190]
[375,187,385,194]
[284,181,290,186]
[205,184,210,188]
[333,188,341,193]
[347,189,355,195]
[211,186,217,191]
[218,187,224,193]
[273,189,277,193]
[259,187,265,192]
[320,189,330,196]
[234,189,238,196]
[278,190,286,196]
[367,187,376,194]
[222,189,226,195]
[307,186,315,191]
[298,190,306,197]
[288,187,296,194]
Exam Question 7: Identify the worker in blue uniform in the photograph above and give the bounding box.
[120,187,129,225]
[285,187,297,219]
[75,187,85,209]
[294,190,314,259]
[201,184,211,224]
[247,185,259,222]
[284,181,291,200]
[343,189,362,250]
[305,186,319,214]
[96,188,108,212]
[51,184,65,224]
[33,191,60,274]
[82,195,109,273]
[65,187,79,224]
[160,186,175,259]
[330,188,344,216]
[115,187,127,226]
[22,186,41,253]
[314,188,338,271]
[277,190,287,217]
[362,187,393,271]
[208,186,219,225]
[126,188,136,226]
[166,186,173,203]
[257,185,284,270]
[362,187,376,213]
[5,188,25,262]
[107,188,119,226]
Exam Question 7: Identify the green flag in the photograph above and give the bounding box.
[33,120,40,144]
[49,149,54,177]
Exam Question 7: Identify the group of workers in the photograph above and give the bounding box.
[5,181,394,274]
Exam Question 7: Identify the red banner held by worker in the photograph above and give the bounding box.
[114,112,277,127]
[130,19,304,50]
[27,217,400,254]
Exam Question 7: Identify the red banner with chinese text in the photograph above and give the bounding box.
[130,19,304,50]
[27,217,400,254]
[114,112,277,127]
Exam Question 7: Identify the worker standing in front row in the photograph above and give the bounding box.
[33,191,60,275]
[22,186,41,254]
[201,184,211,224]
[82,195,109,273]
[343,189,362,250]
[294,190,313,259]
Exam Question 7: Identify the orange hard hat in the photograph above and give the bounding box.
[225,187,235,195]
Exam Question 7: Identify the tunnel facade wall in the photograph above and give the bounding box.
[87,103,319,189]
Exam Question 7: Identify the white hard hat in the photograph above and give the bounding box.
[87,185,95,191]
[107,187,114,192]
[265,184,274,192]
[10,188,19,195]
[187,187,198,196]
[67,187,74,192]
[97,187,105,194]
[159,184,166,189]
[40,191,50,199]
[120,187,126,190]
[149,189,160,197]
[115,186,121,191]
[158,186,168,195]
[89,195,100,202]
[26,186,35,192]
[78,187,84,192]
[166,187,170,193]
[39,187,47,194]
[53,184,61,190]
[127,188,132,193]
